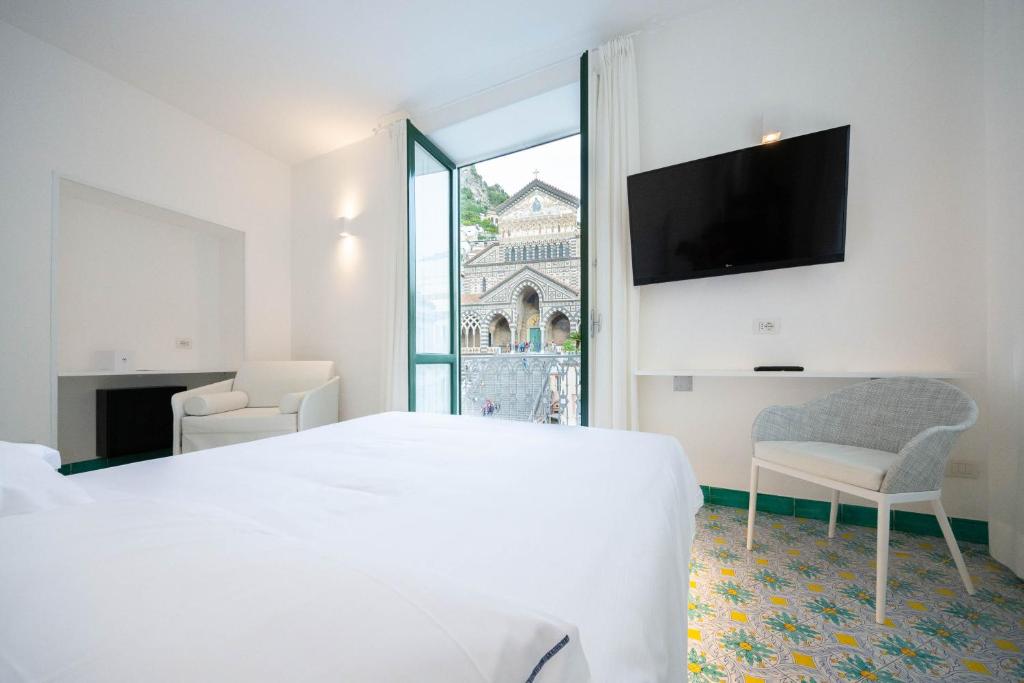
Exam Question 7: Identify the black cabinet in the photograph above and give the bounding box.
[96,386,185,458]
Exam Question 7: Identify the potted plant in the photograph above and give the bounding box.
[563,331,582,353]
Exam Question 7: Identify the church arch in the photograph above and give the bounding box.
[488,313,512,349]
[514,284,541,346]
[546,311,572,347]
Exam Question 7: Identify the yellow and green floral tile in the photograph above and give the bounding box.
[688,504,1024,682]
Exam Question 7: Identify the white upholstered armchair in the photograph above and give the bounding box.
[171,361,339,454]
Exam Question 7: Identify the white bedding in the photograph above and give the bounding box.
[70,412,703,681]
[0,498,587,682]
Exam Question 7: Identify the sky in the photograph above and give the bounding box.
[468,135,580,199]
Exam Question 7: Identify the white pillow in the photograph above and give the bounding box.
[0,441,61,469]
[0,443,93,517]
[183,391,249,416]
[278,391,307,414]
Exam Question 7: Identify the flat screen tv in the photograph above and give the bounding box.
[626,125,849,285]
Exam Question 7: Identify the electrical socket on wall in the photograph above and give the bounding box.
[175,337,193,350]
[753,318,780,335]
[946,461,979,479]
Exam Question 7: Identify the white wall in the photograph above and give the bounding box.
[631,0,990,518]
[0,21,292,446]
[428,82,580,167]
[58,186,245,374]
[290,133,394,419]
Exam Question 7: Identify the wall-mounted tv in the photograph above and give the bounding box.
[626,125,850,285]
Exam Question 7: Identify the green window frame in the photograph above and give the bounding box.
[579,50,590,425]
[407,120,459,414]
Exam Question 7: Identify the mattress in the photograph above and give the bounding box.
[74,411,704,681]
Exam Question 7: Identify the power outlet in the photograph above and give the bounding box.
[175,337,193,350]
[946,461,979,479]
[753,318,780,335]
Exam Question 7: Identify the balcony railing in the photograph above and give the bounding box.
[460,352,581,425]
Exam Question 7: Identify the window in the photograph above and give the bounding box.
[407,122,457,414]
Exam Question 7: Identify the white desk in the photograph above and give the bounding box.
[59,369,236,377]
[635,369,975,391]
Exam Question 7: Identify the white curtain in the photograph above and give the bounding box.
[985,0,1024,576]
[380,119,409,411]
[589,36,640,431]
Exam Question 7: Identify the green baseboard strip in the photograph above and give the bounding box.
[700,485,988,545]
[58,448,171,475]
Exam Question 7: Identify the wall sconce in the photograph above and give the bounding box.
[759,112,783,144]
[337,216,354,239]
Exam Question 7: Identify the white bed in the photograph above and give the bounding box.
[1,498,589,682]
[7,412,702,681]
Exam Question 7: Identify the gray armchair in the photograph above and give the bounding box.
[746,377,977,623]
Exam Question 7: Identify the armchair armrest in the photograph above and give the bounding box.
[183,391,248,416]
[171,380,234,454]
[880,425,963,494]
[752,404,822,443]
[297,376,340,431]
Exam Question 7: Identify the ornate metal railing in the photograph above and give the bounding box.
[460,346,501,355]
[460,352,581,425]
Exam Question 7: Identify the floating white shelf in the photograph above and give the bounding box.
[635,369,975,379]
[59,369,236,377]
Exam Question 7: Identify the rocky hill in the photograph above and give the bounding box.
[459,165,508,233]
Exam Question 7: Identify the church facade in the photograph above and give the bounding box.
[460,178,580,353]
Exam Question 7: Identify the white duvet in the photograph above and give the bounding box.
[0,499,587,683]
[65,412,702,681]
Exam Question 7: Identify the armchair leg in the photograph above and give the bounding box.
[828,490,839,539]
[875,500,891,624]
[746,462,759,551]
[932,499,975,595]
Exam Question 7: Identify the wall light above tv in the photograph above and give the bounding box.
[626,125,850,285]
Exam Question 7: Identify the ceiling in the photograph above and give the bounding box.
[0,0,704,163]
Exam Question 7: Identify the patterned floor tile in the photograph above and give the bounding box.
[689,504,1024,682]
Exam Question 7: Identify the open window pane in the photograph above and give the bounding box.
[408,122,457,415]
[413,142,451,355]
[415,364,451,415]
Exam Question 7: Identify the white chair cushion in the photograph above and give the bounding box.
[231,361,336,408]
[754,441,901,491]
[183,391,249,416]
[182,408,297,434]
